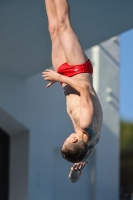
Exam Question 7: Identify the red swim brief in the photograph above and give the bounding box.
[57,59,93,85]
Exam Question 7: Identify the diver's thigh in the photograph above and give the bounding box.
[59,26,88,65]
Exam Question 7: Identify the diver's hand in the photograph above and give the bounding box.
[45,80,56,88]
[68,162,87,183]
[42,69,59,88]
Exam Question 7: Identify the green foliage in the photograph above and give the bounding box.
[120,121,133,154]
[120,121,133,193]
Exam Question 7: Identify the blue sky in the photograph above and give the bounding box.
[120,28,133,122]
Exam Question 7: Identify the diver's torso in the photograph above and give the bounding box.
[62,73,103,147]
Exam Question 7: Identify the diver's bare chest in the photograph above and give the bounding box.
[63,84,80,110]
[66,94,80,114]
[66,96,81,127]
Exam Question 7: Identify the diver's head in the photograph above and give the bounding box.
[61,133,88,163]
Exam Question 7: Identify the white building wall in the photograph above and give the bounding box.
[91,37,120,200]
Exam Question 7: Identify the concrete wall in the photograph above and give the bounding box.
[0,75,27,124]
[91,38,120,200]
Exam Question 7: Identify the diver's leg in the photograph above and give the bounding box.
[44,0,66,71]
[54,0,88,65]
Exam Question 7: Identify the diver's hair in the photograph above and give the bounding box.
[61,140,88,163]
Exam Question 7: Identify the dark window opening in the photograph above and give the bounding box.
[0,128,10,200]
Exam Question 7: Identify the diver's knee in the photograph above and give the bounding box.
[57,4,70,31]
[48,21,58,37]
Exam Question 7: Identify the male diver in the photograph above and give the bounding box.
[42,0,103,183]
